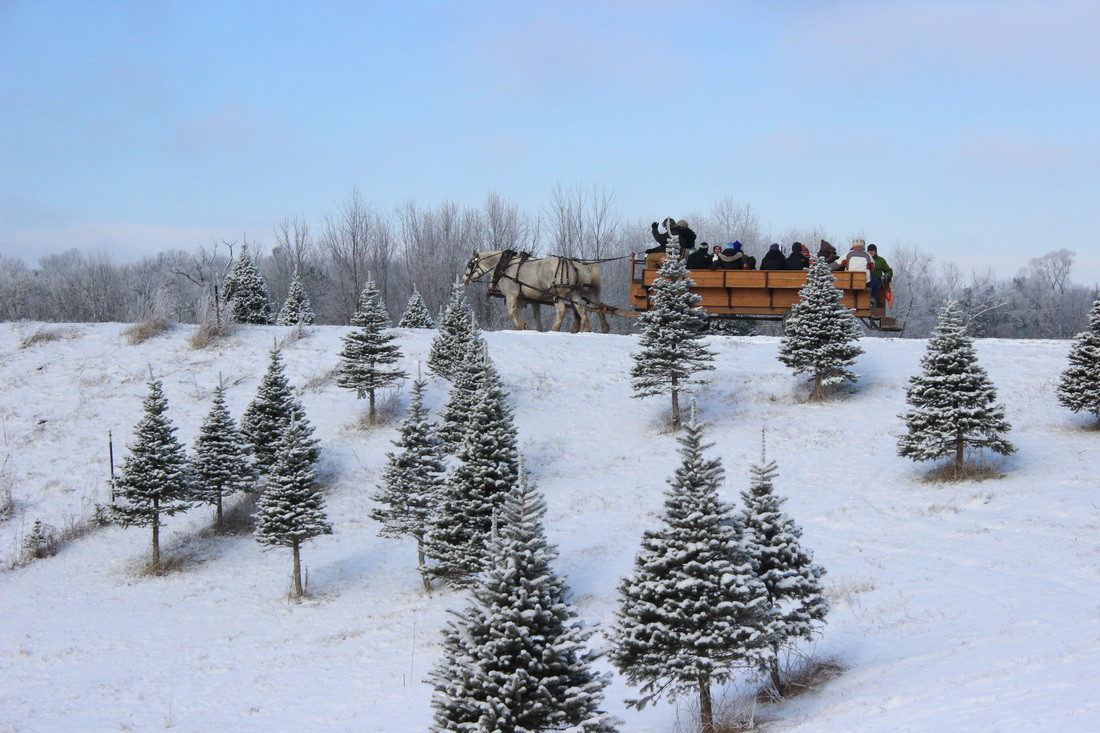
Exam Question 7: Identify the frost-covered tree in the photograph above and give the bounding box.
[777,260,864,401]
[608,409,774,733]
[370,377,446,589]
[898,300,1016,473]
[425,354,520,586]
[223,243,274,325]
[241,347,317,472]
[630,250,714,428]
[111,378,191,570]
[436,334,489,451]
[398,288,435,329]
[190,383,255,527]
[275,271,315,326]
[737,455,828,695]
[429,465,617,732]
[1057,293,1100,424]
[336,280,406,423]
[254,418,329,598]
[428,282,478,379]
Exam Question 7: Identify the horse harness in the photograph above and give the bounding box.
[486,250,587,304]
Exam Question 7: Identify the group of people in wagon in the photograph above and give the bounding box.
[644,218,894,308]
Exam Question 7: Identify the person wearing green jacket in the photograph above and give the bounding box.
[867,244,893,307]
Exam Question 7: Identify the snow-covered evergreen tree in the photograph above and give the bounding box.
[1057,293,1100,424]
[429,465,617,732]
[370,377,445,589]
[737,455,828,694]
[223,243,274,325]
[398,288,435,329]
[241,347,318,472]
[254,418,329,598]
[425,354,520,586]
[777,260,864,401]
[898,300,1016,473]
[275,272,315,326]
[190,383,255,527]
[428,282,478,379]
[111,378,191,570]
[607,408,774,732]
[630,251,714,428]
[336,280,406,423]
[436,334,489,451]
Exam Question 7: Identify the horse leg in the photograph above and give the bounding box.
[596,310,610,334]
[549,300,567,331]
[574,301,592,332]
[568,303,581,333]
[506,294,529,330]
[531,302,544,332]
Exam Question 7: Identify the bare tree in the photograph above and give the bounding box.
[170,241,235,327]
[321,187,376,324]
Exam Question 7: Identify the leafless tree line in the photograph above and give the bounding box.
[1,188,1095,338]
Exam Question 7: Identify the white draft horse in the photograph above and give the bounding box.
[463,250,606,332]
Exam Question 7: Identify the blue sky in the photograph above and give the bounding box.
[2,0,1099,283]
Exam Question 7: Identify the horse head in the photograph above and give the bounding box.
[462,250,488,285]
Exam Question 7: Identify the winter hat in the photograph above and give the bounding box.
[800,244,810,254]
[769,243,780,251]
[731,241,743,252]
[852,237,866,248]
[677,219,689,228]
[867,243,878,253]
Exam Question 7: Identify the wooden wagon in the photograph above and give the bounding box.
[629,256,903,332]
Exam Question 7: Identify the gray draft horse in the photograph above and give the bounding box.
[463,250,604,332]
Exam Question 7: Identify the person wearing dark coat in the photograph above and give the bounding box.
[713,241,745,270]
[685,245,712,270]
[670,219,697,256]
[760,243,785,270]
[785,242,810,270]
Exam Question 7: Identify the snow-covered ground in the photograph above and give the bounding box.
[1,321,1097,731]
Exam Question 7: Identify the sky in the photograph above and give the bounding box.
[2,0,1099,284]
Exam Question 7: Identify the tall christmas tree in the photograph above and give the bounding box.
[112,378,191,570]
[223,243,274,325]
[370,377,446,589]
[241,347,318,472]
[336,280,407,423]
[898,300,1015,473]
[254,418,329,598]
[737,453,828,695]
[398,288,436,329]
[429,466,617,732]
[190,383,255,527]
[275,272,316,326]
[607,408,774,733]
[777,260,864,401]
[1057,293,1100,424]
[428,282,478,379]
[630,250,714,428]
[425,354,520,586]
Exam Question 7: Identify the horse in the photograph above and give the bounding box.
[463,250,598,332]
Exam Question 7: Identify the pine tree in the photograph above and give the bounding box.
[737,454,828,695]
[275,272,316,326]
[254,418,329,598]
[436,334,489,451]
[190,383,256,527]
[425,354,520,586]
[428,283,478,379]
[630,251,715,428]
[429,465,617,732]
[241,347,318,472]
[898,300,1016,473]
[608,409,774,733]
[1057,293,1100,424]
[370,377,446,589]
[111,378,191,570]
[398,288,436,329]
[777,260,864,401]
[336,280,407,423]
[223,243,274,325]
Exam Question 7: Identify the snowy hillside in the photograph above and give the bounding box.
[1,321,1097,731]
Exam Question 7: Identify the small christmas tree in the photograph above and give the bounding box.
[190,383,256,527]
[630,250,715,428]
[398,288,435,329]
[370,377,446,590]
[241,347,317,472]
[608,407,774,732]
[777,260,864,400]
[254,418,329,598]
[429,464,617,732]
[425,353,519,586]
[336,280,407,423]
[111,378,192,570]
[737,452,828,695]
[275,272,316,326]
[436,334,488,451]
[898,300,1016,474]
[428,282,478,379]
[223,243,274,325]
[1057,293,1100,424]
